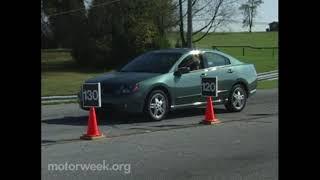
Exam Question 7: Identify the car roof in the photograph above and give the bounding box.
[150,48,219,54]
[151,48,191,54]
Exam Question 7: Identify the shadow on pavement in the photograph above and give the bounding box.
[42,107,229,126]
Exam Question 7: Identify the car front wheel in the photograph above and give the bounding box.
[225,84,247,112]
[145,90,169,121]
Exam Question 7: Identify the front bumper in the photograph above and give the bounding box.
[78,91,145,113]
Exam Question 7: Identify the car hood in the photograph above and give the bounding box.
[85,71,160,85]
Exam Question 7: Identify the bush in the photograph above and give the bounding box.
[153,35,171,49]
[70,0,175,69]
[175,38,182,48]
[72,36,113,68]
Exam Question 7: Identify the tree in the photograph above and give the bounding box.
[177,0,238,47]
[152,0,177,48]
[42,0,179,68]
[42,0,88,48]
[239,0,263,32]
[186,0,192,47]
[41,0,56,48]
[178,0,187,47]
[73,0,176,68]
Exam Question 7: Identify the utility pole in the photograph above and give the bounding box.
[187,0,192,48]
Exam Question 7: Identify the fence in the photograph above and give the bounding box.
[211,45,278,57]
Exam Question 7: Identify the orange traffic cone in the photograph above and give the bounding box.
[201,96,220,125]
[80,107,105,140]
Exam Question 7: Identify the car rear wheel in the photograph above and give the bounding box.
[145,90,169,121]
[225,84,247,112]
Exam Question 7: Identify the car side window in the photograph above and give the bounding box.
[178,54,205,71]
[204,52,230,67]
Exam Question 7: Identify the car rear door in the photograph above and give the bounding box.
[202,51,237,100]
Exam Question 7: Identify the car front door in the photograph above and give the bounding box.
[173,53,206,105]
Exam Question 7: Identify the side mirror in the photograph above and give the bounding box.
[174,67,190,76]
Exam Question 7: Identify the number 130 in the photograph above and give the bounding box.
[83,90,99,101]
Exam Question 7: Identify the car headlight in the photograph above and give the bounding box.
[119,84,139,94]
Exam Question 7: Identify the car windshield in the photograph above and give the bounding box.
[120,52,183,73]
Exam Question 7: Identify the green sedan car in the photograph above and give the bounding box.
[79,48,257,121]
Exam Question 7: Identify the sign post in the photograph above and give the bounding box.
[80,83,105,140]
[200,77,220,124]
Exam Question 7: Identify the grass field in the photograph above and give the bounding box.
[42,31,278,96]
[169,31,278,72]
[41,51,106,96]
[168,31,278,47]
[257,79,278,89]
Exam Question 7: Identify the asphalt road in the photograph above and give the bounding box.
[41,89,278,180]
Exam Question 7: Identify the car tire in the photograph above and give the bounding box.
[225,84,247,112]
[145,90,169,121]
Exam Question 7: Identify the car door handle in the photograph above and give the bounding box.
[200,73,207,77]
[227,69,234,73]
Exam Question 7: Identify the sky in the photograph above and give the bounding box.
[193,0,278,32]
[231,0,278,32]
[84,0,278,32]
